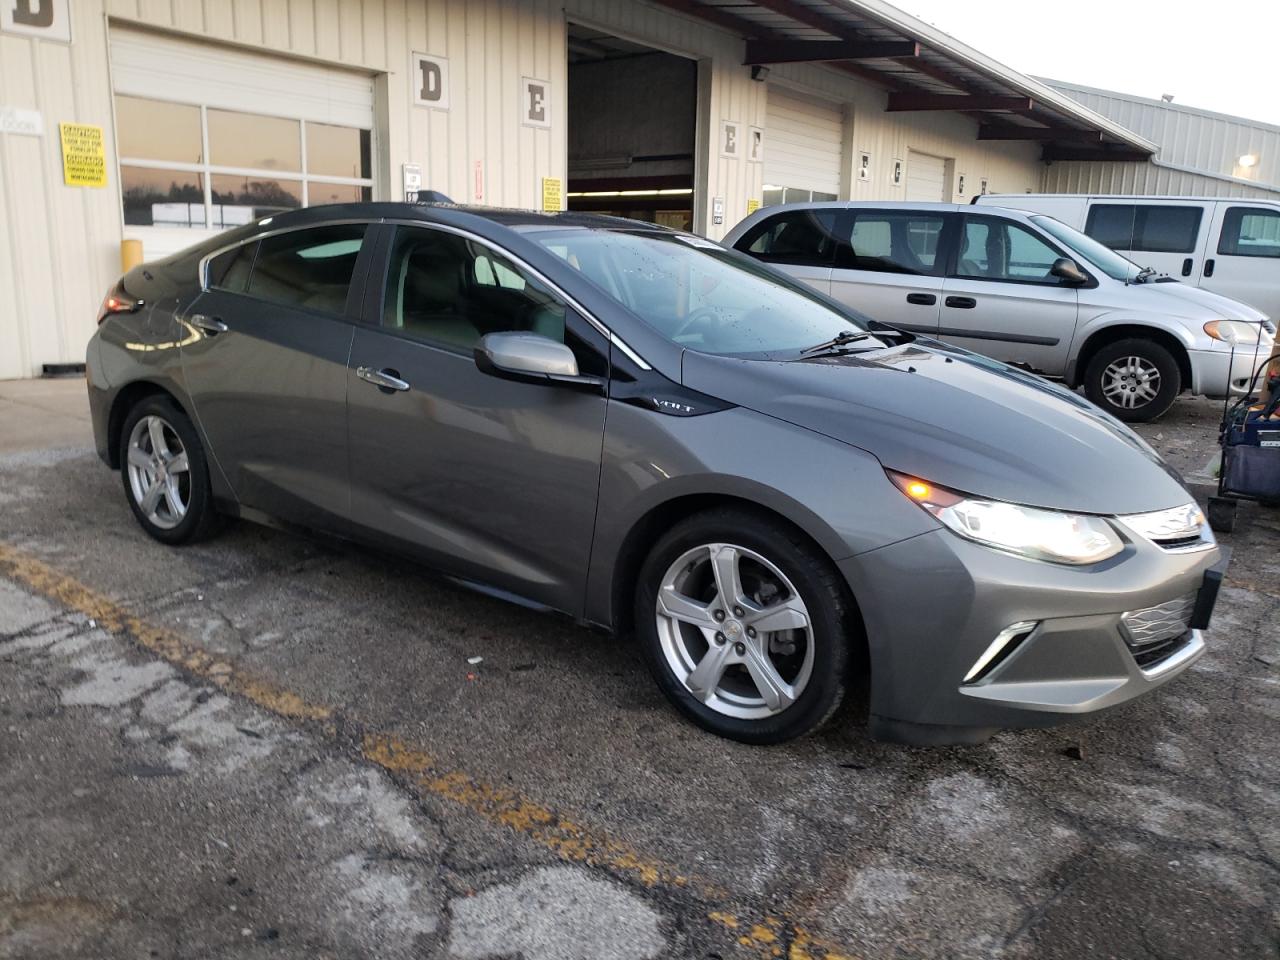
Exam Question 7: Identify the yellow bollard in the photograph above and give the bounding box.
[120,238,143,272]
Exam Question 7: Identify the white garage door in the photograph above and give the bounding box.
[764,88,842,203]
[109,28,377,259]
[905,151,948,202]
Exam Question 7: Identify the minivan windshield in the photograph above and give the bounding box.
[526,228,868,357]
[1032,215,1145,282]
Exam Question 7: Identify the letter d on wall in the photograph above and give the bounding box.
[411,53,450,110]
[1,0,71,41]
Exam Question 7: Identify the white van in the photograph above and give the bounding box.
[723,201,1273,422]
[973,194,1280,321]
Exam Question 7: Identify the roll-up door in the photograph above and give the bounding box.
[764,88,842,203]
[905,151,948,202]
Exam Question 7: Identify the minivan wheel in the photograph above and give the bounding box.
[1083,338,1180,422]
[634,509,852,744]
[119,396,221,545]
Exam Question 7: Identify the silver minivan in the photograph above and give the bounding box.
[724,202,1274,421]
[975,194,1280,323]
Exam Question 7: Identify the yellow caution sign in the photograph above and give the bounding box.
[541,177,563,213]
[59,122,106,187]
[746,198,761,214]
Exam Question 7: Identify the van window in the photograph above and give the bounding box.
[1085,204,1202,253]
[1218,207,1280,259]
[736,210,840,267]
[246,224,367,315]
[839,211,946,275]
[955,217,1061,284]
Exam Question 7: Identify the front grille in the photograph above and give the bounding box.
[1121,593,1197,670]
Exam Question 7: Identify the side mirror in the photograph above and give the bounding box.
[1050,257,1088,285]
[474,332,605,393]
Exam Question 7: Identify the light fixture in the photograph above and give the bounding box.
[1239,153,1258,168]
[750,64,770,82]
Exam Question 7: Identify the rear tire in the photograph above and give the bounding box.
[119,395,221,545]
[634,508,853,744]
[1083,337,1181,422]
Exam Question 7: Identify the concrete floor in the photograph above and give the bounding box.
[1,379,1277,959]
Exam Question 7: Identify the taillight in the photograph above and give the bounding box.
[97,279,144,325]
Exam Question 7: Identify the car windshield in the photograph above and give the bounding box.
[526,228,867,358]
[1031,215,1145,282]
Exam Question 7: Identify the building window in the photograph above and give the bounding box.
[116,95,373,230]
[761,185,838,207]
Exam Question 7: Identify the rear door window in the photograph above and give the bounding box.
[1218,206,1280,258]
[840,211,947,274]
[1085,204,1203,253]
[735,210,840,266]
[245,224,368,315]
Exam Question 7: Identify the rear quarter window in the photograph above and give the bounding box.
[735,211,839,267]
[246,224,368,315]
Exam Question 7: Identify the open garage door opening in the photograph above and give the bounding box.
[566,24,696,230]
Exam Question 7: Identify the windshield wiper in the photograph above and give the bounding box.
[799,330,881,357]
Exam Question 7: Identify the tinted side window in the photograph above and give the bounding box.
[1086,204,1203,253]
[1218,207,1280,258]
[1085,204,1136,249]
[736,211,839,266]
[206,242,257,293]
[246,224,368,315]
[839,211,946,274]
[383,227,570,353]
[956,217,1062,284]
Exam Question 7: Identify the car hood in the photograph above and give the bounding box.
[1124,279,1271,324]
[682,340,1194,516]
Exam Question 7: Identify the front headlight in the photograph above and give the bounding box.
[889,472,1123,565]
[1204,319,1272,345]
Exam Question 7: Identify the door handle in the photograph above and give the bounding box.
[1181,257,1193,277]
[1204,258,1216,278]
[906,293,938,306]
[944,296,977,309]
[190,313,227,335]
[356,366,411,393]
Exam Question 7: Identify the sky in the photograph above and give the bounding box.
[899,0,1280,126]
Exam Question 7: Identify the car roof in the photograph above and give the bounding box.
[244,201,669,233]
[737,200,1040,218]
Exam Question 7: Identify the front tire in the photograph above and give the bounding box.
[634,508,853,744]
[1083,338,1181,422]
[119,395,221,545]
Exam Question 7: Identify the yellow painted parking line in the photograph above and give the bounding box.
[0,542,859,960]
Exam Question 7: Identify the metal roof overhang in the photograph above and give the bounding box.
[646,0,1157,162]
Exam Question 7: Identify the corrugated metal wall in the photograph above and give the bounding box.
[1044,80,1280,200]
[0,0,1050,378]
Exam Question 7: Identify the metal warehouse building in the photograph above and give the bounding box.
[1041,78,1280,202]
[0,0,1153,380]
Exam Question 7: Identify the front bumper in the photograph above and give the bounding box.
[1189,342,1275,398]
[840,524,1220,745]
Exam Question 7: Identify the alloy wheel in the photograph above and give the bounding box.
[1101,356,1161,409]
[125,415,191,531]
[654,542,815,720]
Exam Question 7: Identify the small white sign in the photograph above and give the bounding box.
[1,0,71,42]
[858,151,871,182]
[957,173,966,196]
[521,77,551,128]
[0,106,43,136]
[403,162,422,201]
[712,197,725,226]
[891,158,903,187]
[720,121,739,159]
[411,53,450,110]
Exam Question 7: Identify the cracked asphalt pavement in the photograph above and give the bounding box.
[1,381,1278,959]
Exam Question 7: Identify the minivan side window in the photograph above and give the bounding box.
[1085,204,1203,253]
[1218,207,1280,259]
[206,242,257,293]
[736,210,839,266]
[245,224,368,315]
[955,217,1062,284]
[838,211,946,275]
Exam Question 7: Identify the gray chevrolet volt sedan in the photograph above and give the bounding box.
[87,202,1223,745]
